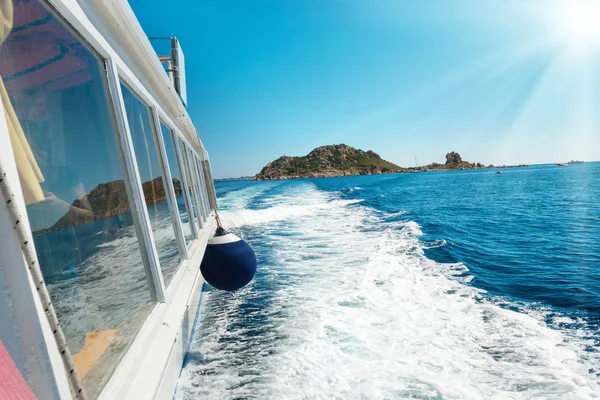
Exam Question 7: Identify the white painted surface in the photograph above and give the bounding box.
[98,217,215,400]
[155,263,205,400]
[0,96,71,400]
[151,106,189,261]
[209,233,242,245]
[106,58,167,303]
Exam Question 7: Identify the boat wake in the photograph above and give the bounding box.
[177,182,599,400]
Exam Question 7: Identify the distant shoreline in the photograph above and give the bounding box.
[217,161,595,182]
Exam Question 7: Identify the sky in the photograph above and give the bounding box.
[130,0,600,178]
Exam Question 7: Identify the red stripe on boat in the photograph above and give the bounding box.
[0,340,37,400]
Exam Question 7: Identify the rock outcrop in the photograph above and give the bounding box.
[428,151,484,171]
[33,177,182,234]
[445,151,462,164]
[252,144,403,181]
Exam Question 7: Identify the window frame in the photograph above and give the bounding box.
[116,80,190,285]
[169,127,200,241]
[152,106,189,260]
[189,148,208,224]
[194,155,210,220]
[201,152,218,211]
[105,59,168,303]
[150,108,193,256]
[179,142,204,230]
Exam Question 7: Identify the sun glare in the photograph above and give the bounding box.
[558,0,600,48]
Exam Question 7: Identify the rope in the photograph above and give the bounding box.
[0,165,87,399]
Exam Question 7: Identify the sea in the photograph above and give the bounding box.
[176,162,600,399]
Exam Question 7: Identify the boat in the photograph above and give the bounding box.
[496,170,502,174]
[568,160,584,164]
[0,0,217,398]
[556,163,568,166]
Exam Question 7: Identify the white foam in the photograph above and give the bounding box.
[217,183,277,211]
[219,199,362,229]
[423,239,448,249]
[177,182,599,400]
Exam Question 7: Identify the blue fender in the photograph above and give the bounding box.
[200,227,257,291]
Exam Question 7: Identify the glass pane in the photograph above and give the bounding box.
[120,84,180,285]
[178,139,200,230]
[186,147,205,228]
[201,157,215,211]
[190,156,204,220]
[160,124,193,244]
[195,158,209,219]
[0,1,153,396]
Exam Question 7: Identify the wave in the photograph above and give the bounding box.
[422,239,447,249]
[219,199,362,229]
[385,210,408,218]
[177,182,599,399]
[217,183,279,211]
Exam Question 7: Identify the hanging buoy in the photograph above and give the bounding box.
[200,218,257,291]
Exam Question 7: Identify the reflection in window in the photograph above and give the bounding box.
[201,156,216,211]
[201,160,213,214]
[194,157,210,220]
[0,0,153,396]
[178,139,201,230]
[121,84,181,285]
[186,147,206,228]
[160,123,193,244]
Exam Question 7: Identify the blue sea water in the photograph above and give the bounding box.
[177,162,600,399]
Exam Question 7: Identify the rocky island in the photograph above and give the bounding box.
[251,144,402,180]
[33,177,183,235]
[252,145,491,181]
[421,151,490,171]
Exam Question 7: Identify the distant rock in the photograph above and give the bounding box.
[33,177,182,235]
[251,144,403,181]
[445,151,462,164]
[429,151,480,170]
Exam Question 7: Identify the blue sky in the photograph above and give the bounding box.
[130,0,600,178]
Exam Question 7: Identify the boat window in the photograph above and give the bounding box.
[194,157,210,219]
[159,123,194,244]
[177,139,201,230]
[0,1,154,396]
[120,84,181,285]
[201,155,216,211]
[186,147,206,227]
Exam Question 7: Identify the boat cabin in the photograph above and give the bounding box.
[0,0,216,398]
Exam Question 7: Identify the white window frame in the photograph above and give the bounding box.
[106,58,167,303]
[182,144,205,230]
[194,155,211,219]
[150,107,189,260]
[201,153,218,211]
[191,150,209,223]
[190,150,209,224]
[169,127,200,241]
